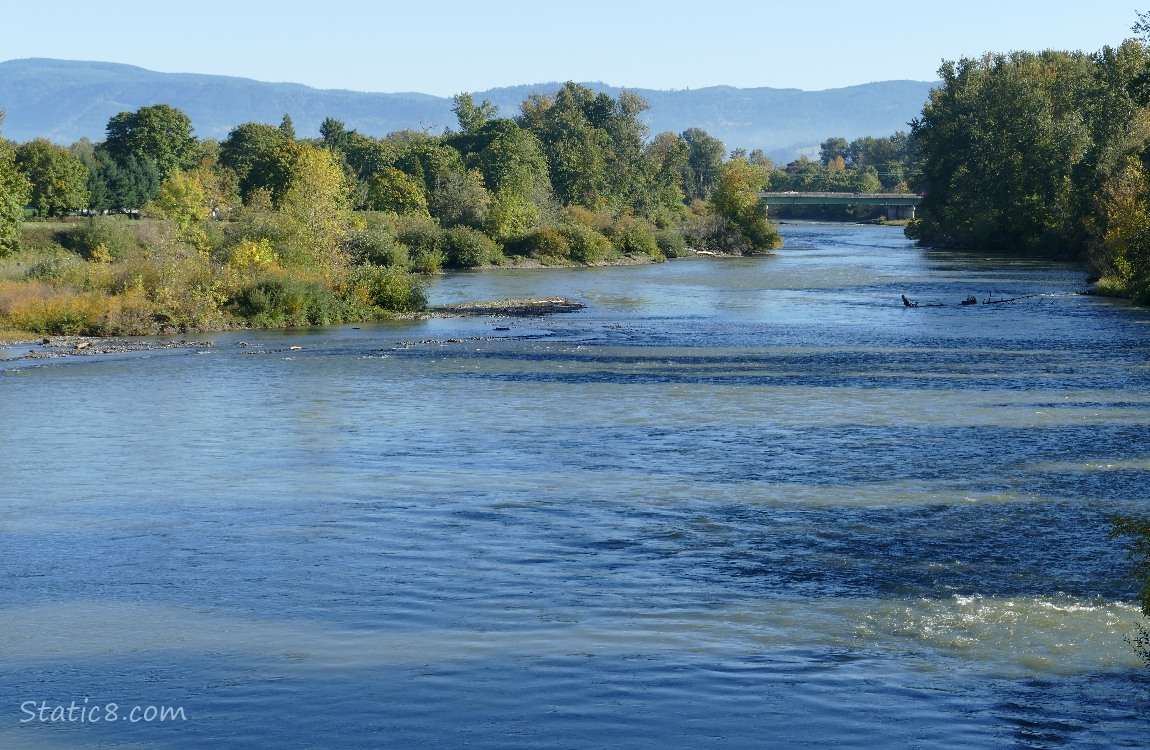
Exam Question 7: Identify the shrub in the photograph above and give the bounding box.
[391,214,445,273]
[343,227,409,268]
[609,217,663,261]
[655,228,691,258]
[347,264,426,312]
[408,245,443,274]
[227,238,280,274]
[19,223,70,255]
[61,216,142,260]
[231,274,346,327]
[687,214,751,255]
[0,282,107,335]
[24,249,88,285]
[559,224,611,264]
[442,226,502,268]
[519,227,570,262]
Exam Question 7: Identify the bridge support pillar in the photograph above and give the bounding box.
[886,205,915,221]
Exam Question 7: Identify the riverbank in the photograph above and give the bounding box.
[0,297,587,359]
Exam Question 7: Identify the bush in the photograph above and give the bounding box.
[231,274,346,327]
[655,228,691,258]
[609,217,663,261]
[19,223,70,255]
[348,264,426,312]
[24,249,88,285]
[343,227,409,268]
[408,245,444,274]
[0,281,106,335]
[391,214,445,273]
[559,224,612,264]
[443,226,502,268]
[61,216,142,260]
[687,214,751,255]
[519,227,570,262]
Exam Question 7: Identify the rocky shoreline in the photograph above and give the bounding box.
[0,298,586,360]
[1,336,214,360]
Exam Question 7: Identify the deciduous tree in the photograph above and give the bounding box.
[103,104,198,178]
[712,157,780,253]
[15,138,90,217]
[0,113,30,255]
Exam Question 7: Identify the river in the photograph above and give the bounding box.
[1,223,1148,748]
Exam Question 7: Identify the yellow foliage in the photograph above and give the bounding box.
[150,170,210,230]
[280,145,351,275]
[0,282,107,335]
[89,242,112,265]
[228,238,279,274]
[1101,158,1150,288]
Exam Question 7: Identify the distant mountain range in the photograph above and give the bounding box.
[0,58,937,161]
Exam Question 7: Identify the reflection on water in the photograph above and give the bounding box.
[2,224,1149,748]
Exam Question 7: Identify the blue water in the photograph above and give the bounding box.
[2,224,1149,748]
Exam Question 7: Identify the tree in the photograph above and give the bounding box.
[518,83,628,209]
[681,128,725,201]
[0,113,30,255]
[428,169,490,228]
[711,157,780,253]
[459,118,551,238]
[320,117,354,154]
[103,104,198,178]
[909,51,1097,254]
[15,138,90,217]
[150,169,210,231]
[279,114,297,141]
[366,167,429,216]
[643,131,691,218]
[279,145,351,272]
[219,122,290,202]
[819,137,849,165]
[1098,153,1150,297]
[452,93,498,133]
[87,150,162,214]
[522,83,655,212]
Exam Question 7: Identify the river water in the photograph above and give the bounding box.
[1,223,1149,748]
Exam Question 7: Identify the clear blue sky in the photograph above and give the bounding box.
[4,1,1142,95]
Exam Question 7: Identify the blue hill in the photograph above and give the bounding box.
[0,58,936,161]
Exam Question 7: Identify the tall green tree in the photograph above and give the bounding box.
[681,128,726,201]
[909,51,1100,254]
[218,121,297,207]
[366,167,429,216]
[819,137,849,165]
[103,104,198,178]
[87,150,162,214]
[279,114,297,140]
[279,145,351,272]
[15,138,91,217]
[519,83,612,208]
[642,131,691,219]
[0,113,30,255]
[320,117,354,154]
[452,93,498,134]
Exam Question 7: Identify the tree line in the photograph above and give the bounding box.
[763,133,917,220]
[906,16,1150,302]
[0,84,782,333]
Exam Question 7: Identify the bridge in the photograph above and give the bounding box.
[760,192,922,220]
